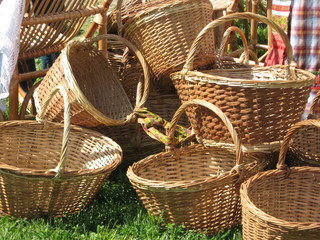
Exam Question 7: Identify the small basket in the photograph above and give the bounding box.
[241,119,320,240]
[288,91,320,166]
[121,0,216,88]
[127,99,266,235]
[35,36,134,128]
[171,12,315,152]
[0,86,122,218]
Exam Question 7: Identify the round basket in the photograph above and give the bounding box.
[121,0,216,89]
[35,36,134,128]
[241,119,320,240]
[127,99,267,235]
[0,86,122,218]
[288,92,320,167]
[171,12,315,152]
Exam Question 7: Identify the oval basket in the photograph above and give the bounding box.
[35,36,134,128]
[0,86,122,218]
[240,119,320,240]
[127,99,267,235]
[121,0,216,89]
[171,12,315,152]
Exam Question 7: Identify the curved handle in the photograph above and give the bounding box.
[84,34,150,107]
[218,26,250,64]
[36,85,70,178]
[168,99,243,166]
[181,12,296,78]
[277,119,320,169]
[309,91,320,117]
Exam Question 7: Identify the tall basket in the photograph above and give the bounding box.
[0,86,122,218]
[171,12,315,153]
[241,119,320,240]
[127,99,267,235]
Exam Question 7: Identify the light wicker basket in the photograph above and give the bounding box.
[171,12,315,153]
[121,0,216,89]
[35,35,134,128]
[288,91,320,167]
[0,86,122,218]
[241,119,320,240]
[127,99,267,235]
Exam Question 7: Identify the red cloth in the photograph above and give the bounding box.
[264,34,286,66]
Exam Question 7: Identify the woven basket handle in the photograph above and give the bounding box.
[181,12,296,79]
[277,119,320,170]
[84,34,150,107]
[308,91,320,118]
[168,99,243,166]
[218,26,259,65]
[36,85,70,178]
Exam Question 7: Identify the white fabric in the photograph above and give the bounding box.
[0,0,25,110]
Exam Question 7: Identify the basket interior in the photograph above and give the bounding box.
[245,168,320,223]
[134,145,238,182]
[0,122,121,172]
[68,44,133,121]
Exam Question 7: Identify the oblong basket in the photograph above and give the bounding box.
[122,0,216,88]
[127,99,266,235]
[171,12,315,152]
[240,119,320,240]
[35,36,134,128]
[0,86,122,218]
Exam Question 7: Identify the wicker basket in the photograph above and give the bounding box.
[121,0,216,89]
[35,35,134,128]
[241,119,320,240]
[171,12,315,153]
[288,91,320,167]
[0,86,122,218]
[127,99,267,235]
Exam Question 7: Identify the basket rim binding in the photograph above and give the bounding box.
[0,85,122,179]
[127,99,261,192]
[170,12,315,88]
[240,119,320,230]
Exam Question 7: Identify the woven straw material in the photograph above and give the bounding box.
[127,99,267,235]
[171,12,315,152]
[0,86,122,218]
[35,39,133,128]
[122,0,215,87]
[289,91,320,166]
[241,120,320,240]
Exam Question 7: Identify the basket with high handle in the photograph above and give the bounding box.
[35,34,137,128]
[127,99,267,235]
[241,119,320,240]
[288,91,320,167]
[171,12,315,153]
[0,85,122,218]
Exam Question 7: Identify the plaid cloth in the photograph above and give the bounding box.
[264,0,292,66]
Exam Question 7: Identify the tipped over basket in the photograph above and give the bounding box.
[171,12,315,153]
[127,99,266,235]
[35,36,134,128]
[241,119,320,240]
[0,86,122,218]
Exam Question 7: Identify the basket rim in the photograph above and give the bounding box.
[127,144,259,192]
[171,66,316,89]
[241,167,320,230]
[0,120,122,179]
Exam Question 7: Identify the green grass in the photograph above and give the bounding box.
[0,168,242,240]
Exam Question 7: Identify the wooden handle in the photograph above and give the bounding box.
[36,85,70,178]
[168,99,243,166]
